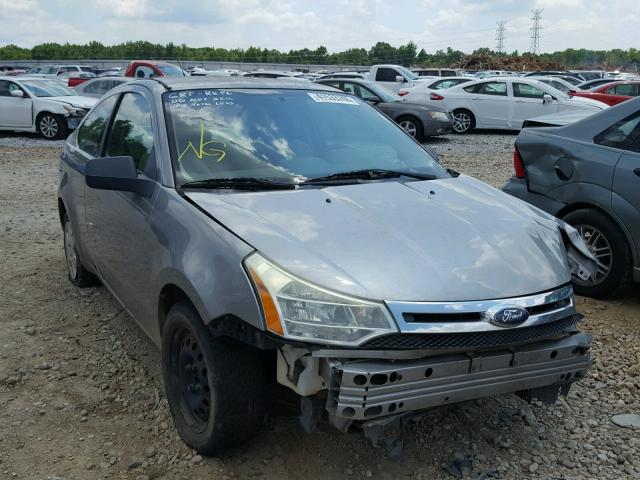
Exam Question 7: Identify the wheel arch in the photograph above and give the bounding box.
[158,282,203,337]
[556,201,637,266]
[57,197,67,225]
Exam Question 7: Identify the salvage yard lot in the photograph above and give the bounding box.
[1,133,639,480]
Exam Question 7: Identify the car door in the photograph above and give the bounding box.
[375,67,403,92]
[0,80,33,127]
[469,81,510,127]
[510,82,558,128]
[63,94,120,261]
[605,113,640,263]
[83,90,160,323]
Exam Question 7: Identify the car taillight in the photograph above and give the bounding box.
[398,91,409,96]
[514,146,526,178]
[430,92,444,100]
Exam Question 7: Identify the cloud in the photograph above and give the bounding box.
[95,0,150,17]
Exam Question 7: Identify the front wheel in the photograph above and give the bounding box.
[452,109,475,134]
[37,113,67,140]
[162,302,265,455]
[397,116,424,141]
[563,208,631,298]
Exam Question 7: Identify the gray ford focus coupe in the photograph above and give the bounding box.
[58,77,596,454]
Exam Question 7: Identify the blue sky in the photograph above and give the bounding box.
[0,0,637,53]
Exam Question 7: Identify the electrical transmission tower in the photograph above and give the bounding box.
[530,9,543,54]
[496,21,507,53]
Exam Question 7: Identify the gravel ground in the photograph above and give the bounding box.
[1,134,639,480]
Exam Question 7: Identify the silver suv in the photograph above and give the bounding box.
[58,77,595,454]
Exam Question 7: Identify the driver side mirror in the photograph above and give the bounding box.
[365,96,382,104]
[10,89,24,98]
[543,93,554,104]
[85,156,154,197]
[395,75,406,83]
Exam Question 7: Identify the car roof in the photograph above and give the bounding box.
[147,76,339,92]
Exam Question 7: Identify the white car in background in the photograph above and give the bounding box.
[0,77,96,139]
[420,77,607,133]
[399,76,473,99]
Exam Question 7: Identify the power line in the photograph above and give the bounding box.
[496,21,507,53]
[530,9,543,54]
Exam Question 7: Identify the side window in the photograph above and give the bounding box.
[608,84,638,96]
[356,85,380,102]
[134,65,155,79]
[477,82,508,96]
[463,84,479,93]
[375,68,399,82]
[513,83,545,99]
[594,112,640,150]
[104,93,154,174]
[0,80,23,97]
[341,82,356,95]
[442,70,456,77]
[424,70,438,76]
[77,95,118,157]
[83,80,107,94]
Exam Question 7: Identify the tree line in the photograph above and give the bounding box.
[0,40,638,70]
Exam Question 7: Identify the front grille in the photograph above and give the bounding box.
[363,314,582,350]
[403,298,572,324]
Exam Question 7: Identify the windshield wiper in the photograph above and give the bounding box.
[181,177,296,190]
[300,169,437,185]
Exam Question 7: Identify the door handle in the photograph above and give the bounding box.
[634,168,640,177]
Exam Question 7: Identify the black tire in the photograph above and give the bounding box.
[397,116,424,141]
[452,109,475,134]
[563,208,631,298]
[62,213,99,287]
[37,112,67,140]
[162,302,265,455]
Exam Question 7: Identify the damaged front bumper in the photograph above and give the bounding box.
[326,332,590,430]
[277,325,591,433]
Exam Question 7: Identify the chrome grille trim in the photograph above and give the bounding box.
[385,285,575,334]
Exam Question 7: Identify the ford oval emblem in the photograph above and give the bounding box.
[485,305,529,327]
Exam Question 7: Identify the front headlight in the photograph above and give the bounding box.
[428,111,450,121]
[63,105,86,116]
[244,253,397,346]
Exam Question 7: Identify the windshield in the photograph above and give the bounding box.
[21,80,74,97]
[396,66,419,81]
[158,65,186,77]
[163,89,447,185]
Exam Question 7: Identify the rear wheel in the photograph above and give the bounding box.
[563,208,631,298]
[37,113,67,140]
[397,116,424,141]
[63,213,99,287]
[452,109,475,134]
[162,302,265,455]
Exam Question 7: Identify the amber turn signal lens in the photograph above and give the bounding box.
[249,268,285,336]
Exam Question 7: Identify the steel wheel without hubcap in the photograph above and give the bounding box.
[64,218,78,280]
[399,119,418,138]
[170,328,211,433]
[39,115,59,139]
[575,225,612,287]
[452,112,472,133]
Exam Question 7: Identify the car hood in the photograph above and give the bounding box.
[565,95,608,109]
[186,175,571,302]
[524,109,595,127]
[46,95,97,109]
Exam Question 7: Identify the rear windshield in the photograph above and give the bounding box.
[163,88,447,185]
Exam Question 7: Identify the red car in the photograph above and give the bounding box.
[571,81,640,106]
[124,61,185,78]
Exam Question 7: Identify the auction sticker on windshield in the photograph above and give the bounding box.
[308,92,359,105]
